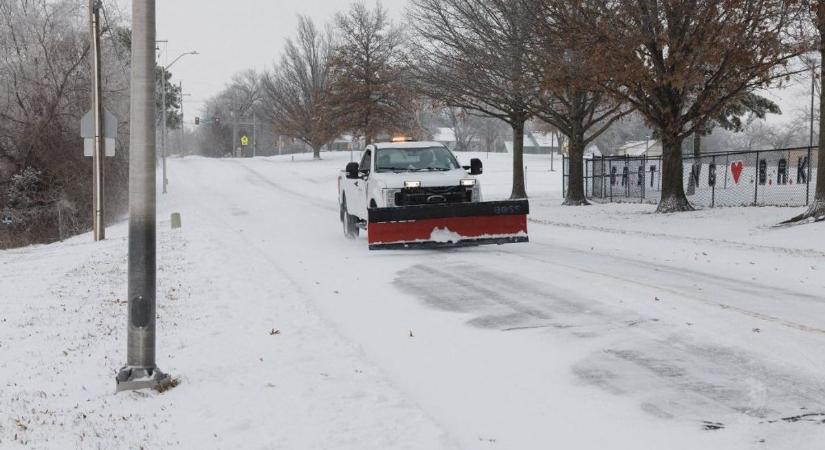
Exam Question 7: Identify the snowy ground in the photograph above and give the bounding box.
[2,150,825,449]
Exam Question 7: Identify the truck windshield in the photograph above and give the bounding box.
[375,146,460,173]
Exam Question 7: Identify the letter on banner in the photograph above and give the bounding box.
[777,159,787,185]
[798,156,808,184]
[759,159,767,185]
[690,163,702,188]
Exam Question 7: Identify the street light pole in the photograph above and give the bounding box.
[809,63,817,205]
[159,49,198,194]
[180,81,190,155]
[232,109,238,157]
[811,64,817,150]
[116,0,170,393]
[252,113,257,158]
[161,57,167,194]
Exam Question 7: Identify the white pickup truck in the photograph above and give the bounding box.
[338,141,483,235]
[337,140,529,250]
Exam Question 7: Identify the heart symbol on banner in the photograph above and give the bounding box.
[731,161,744,184]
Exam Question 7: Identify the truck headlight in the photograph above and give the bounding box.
[460,179,476,187]
[384,189,402,207]
[404,181,421,188]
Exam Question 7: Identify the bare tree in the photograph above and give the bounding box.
[530,1,632,205]
[477,116,508,154]
[409,0,540,199]
[262,16,340,159]
[0,0,131,248]
[330,1,413,144]
[442,108,481,151]
[197,70,267,157]
[223,70,265,121]
[553,0,805,212]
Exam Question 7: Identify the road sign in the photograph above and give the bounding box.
[1,209,13,225]
[84,138,116,157]
[81,108,118,138]
[81,108,118,157]
[241,135,250,147]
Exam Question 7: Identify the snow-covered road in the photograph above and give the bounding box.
[3,151,825,449]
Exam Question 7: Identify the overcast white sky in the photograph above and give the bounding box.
[150,0,408,123]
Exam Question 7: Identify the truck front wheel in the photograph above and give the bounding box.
[341,198,359,239]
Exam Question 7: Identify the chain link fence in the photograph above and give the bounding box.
[564,147,819,207]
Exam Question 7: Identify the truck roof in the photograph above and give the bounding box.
[372,141,446,150]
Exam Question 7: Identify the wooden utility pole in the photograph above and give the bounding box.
[89,0,105,241]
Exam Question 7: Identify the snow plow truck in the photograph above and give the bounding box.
[337,140,529,250]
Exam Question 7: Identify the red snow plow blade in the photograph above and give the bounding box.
[367,200,529,250]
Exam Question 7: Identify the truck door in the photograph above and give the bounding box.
[351,148,371,219]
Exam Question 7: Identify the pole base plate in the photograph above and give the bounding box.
[115,366,172,393]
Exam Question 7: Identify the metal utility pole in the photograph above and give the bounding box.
[117,0,170,392]
[809,63,817,205]
[161,48,168,194]
[252,113,257,158]
[811,64,816,151]
[232,109,239,157]
[89,0,105,241]
[180,81,186,155]
[158,46,197,193]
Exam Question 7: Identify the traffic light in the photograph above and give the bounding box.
[195,117,200,125]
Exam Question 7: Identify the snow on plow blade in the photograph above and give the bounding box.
[367,200,529,250]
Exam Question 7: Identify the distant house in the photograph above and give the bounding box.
[616,140,662,157]
[505,131,561,154]
[584,145,602,159]
[434,127,457,150]
[326,135,356,152]
[560,143,601,158]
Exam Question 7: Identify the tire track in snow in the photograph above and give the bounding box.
[497,245,825,338]
[230,160,338,213]
[169,164,460,449]
[529,217,825,259]
[392,261,825,427]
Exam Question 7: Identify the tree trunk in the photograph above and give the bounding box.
[564,130,589,206]
[657,131,693,213]
[785,9,825,223]
[312,145,322,160]
[510,120,528,199]
[811,22,825,217]
[693,129,702,158]
[686,130,702,195]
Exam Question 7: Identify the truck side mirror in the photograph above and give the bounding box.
[470,158,483,175]
[346,162,360,179]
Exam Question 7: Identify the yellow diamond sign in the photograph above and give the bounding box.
[240,135,250,146]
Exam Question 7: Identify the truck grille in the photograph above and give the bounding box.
[395,186,473,206]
